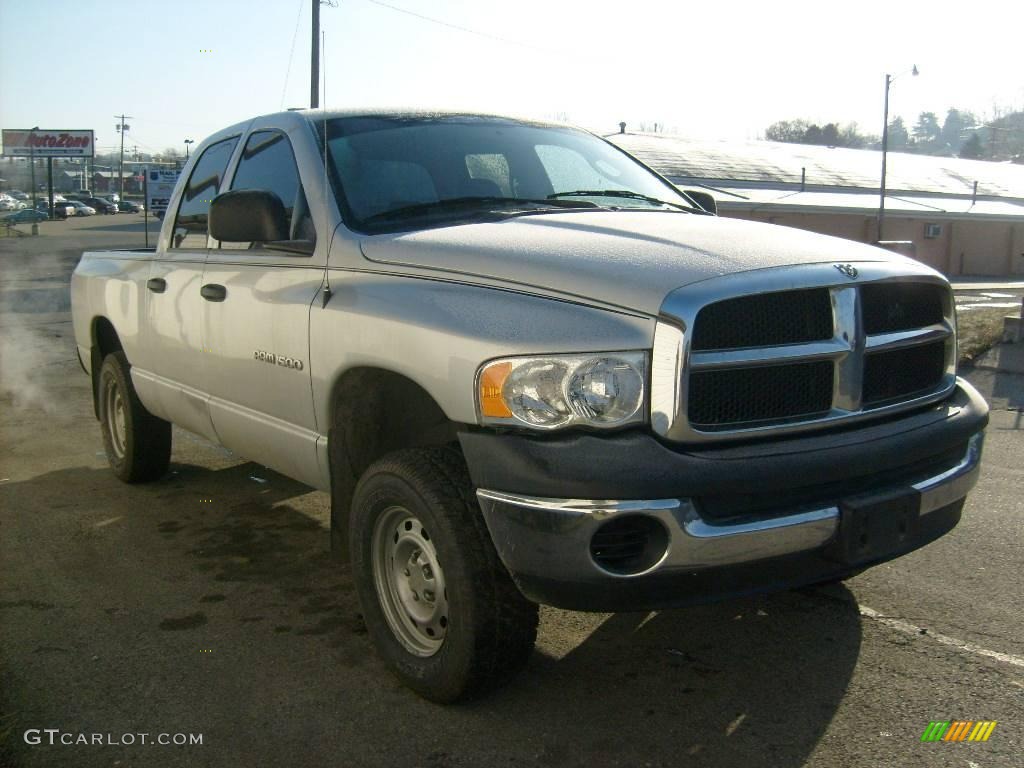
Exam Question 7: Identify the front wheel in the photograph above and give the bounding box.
[350,448,539,703]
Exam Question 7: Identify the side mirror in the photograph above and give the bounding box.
[685,189,717,215]
[209,189,288,243]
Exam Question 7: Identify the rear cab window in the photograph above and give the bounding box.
[171,137,239,250]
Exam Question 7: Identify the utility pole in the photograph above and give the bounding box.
[115,114,133,201]
[29,127,39,210]
[311,0,320,108]
[877,66,918,242]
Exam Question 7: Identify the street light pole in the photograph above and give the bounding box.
[184,139,194,162]
[878,74,892,242]
[877,65,918,242]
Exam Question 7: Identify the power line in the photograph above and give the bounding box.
[130,116,213,131]
[281,0,305,109]
[360,0,553,54]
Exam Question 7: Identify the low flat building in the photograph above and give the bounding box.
[608,132,1024,277]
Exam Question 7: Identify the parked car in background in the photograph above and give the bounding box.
[82,197,118,215]
[118,200,144,213]
[3,208,49,224]
[65,200,97,217]
[8,190,30,200]
[35,200,74,219]
[0,199,16,212]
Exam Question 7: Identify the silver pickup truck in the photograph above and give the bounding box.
[71,109,988,702]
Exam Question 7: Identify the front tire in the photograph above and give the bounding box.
[350,448,538,703]
[98,351,171,482]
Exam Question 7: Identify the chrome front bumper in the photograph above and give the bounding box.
[476,433,983,609]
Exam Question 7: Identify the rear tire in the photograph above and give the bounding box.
[98,351,171,483]
[350,447,539,703]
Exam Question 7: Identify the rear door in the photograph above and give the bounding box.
[135,136,239,440]
[200,126,326,487]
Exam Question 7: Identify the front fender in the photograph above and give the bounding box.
[309,272,655,430]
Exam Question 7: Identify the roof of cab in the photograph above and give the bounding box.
[292,107,567,128]
[190,108,582,156]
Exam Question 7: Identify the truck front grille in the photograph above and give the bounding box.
[863,340,947,406]
[689,361,834,427]
[861,282,946,334]
[691,288,833,351]
[653,269,957,442]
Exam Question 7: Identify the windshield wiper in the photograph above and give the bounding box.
[362,196,597,224]
[548,190,695,212]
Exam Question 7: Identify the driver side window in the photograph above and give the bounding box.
[221,130,316,251]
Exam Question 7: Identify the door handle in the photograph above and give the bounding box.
[146,277,167,293]
[201,283,227,302]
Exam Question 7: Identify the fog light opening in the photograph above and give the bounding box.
[589,515,669,576]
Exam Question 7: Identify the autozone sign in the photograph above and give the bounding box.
[2,129,95,158]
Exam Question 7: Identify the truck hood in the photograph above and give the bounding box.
[359,211,915,315]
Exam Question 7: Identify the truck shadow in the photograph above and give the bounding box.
[1,461,861,768]
[499,594,861,767]
[75,220,150,234]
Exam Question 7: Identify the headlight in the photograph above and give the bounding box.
[477,352,647,430]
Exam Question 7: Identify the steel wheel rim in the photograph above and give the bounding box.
[103,376,127,460]
[371,505,448,657]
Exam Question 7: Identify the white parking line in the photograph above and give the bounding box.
[956,302,1020,311]
[859,605,1024,669]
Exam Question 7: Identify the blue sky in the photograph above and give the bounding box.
[1,0,1021,153]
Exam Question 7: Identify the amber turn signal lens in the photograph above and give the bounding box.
[479,362,513,418]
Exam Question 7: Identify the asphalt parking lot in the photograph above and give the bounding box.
[1,217,1022,768]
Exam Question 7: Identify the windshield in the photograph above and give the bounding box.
[321,115,695,232]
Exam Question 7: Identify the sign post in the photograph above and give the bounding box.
[46,158,54,219]
[143,171,149,248]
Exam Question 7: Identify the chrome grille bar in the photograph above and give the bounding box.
[690,339,850,369]
[832,285,863,411]
[865,323,953,352]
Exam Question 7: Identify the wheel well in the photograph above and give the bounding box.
[328,368,461,559]
[90,317,123,418]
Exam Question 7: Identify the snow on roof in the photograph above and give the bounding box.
[612,133,1024,201]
